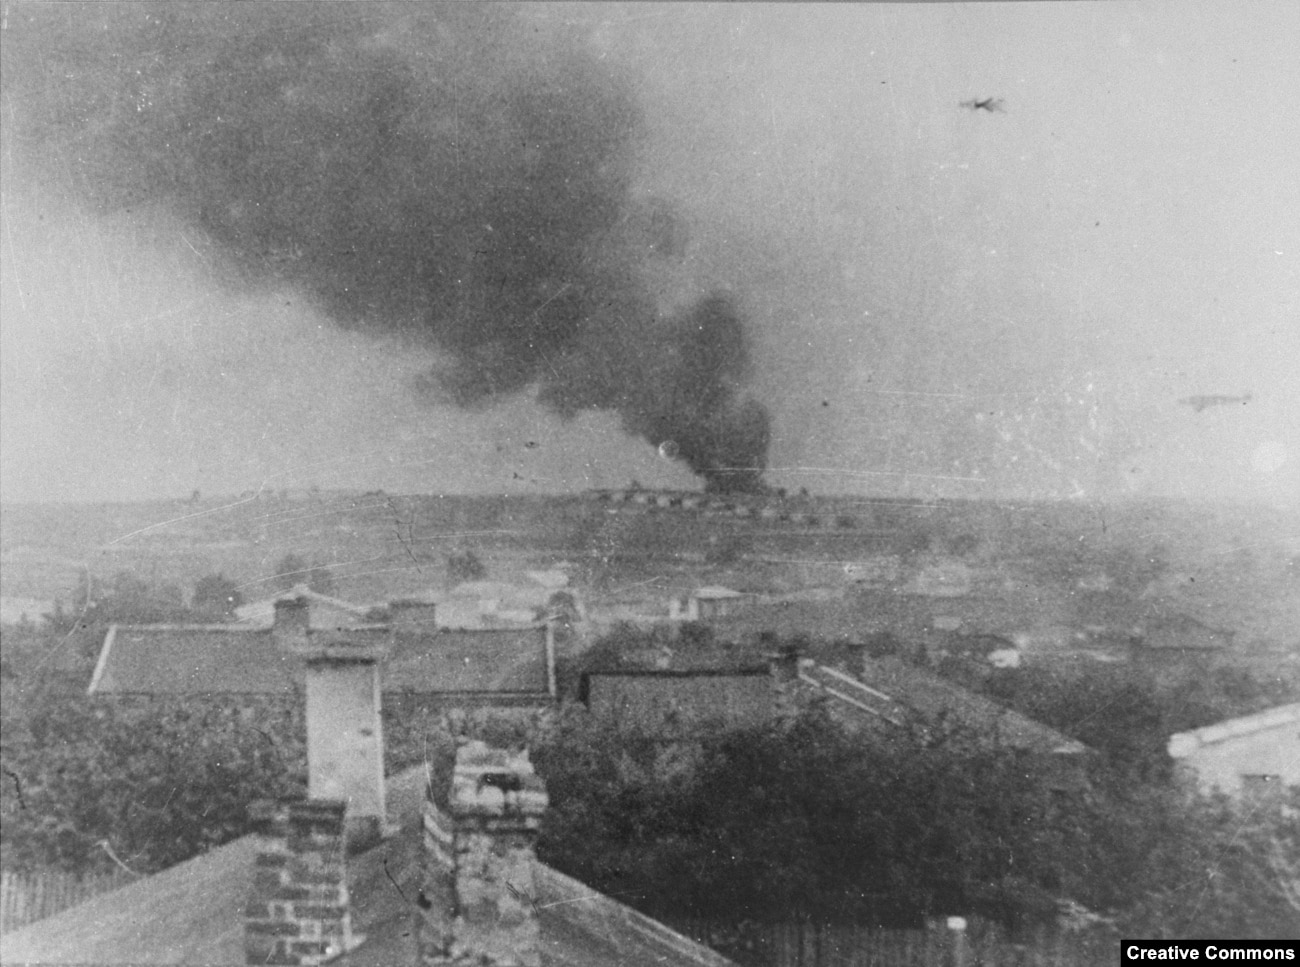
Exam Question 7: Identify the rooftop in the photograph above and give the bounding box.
[690,586,747,600]
[1167,703,1300,758]
[835,656,1087,756]
[0,768,732,967]
[88,622,552,696]
[234,586,376,627]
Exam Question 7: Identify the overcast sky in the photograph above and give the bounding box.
[2,2,1297,505]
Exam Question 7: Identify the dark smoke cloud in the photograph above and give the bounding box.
[2,3,769,492]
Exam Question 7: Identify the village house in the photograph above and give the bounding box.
[668,586,751,623]
[90,592,556,702]
[1167,703,1300,803]
[434,576,582,632]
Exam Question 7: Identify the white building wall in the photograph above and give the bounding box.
[1169,713,1300,797]
[305,660,386,821]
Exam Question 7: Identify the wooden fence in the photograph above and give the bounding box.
[664,919,1117,967]
[0,868,134,935]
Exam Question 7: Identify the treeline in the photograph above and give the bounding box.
[39,553,338,635]
[0,695,305,874]
[532,703,1300,940]
[533,624,1300,939]
[959,660,1298,782]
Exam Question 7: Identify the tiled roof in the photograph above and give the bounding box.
[386,626,550,692]
[0,768,732,967]
[89,623,552,696]
[89,625,302,695]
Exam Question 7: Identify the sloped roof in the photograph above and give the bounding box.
[89,623,551,696]
[691,586,746,600]
[850,657,1087,755]
[798,662,910,727]
[89,625,303,695]
[0,768,732,967]
[386,626,549,692]
[1168,703,1300,757]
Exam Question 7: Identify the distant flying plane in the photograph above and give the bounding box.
[960,97,1005,113]
[1179,393,1252,413]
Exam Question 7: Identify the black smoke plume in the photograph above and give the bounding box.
[2,4,769,492]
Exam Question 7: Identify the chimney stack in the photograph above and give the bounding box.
[276,595,391,849]
[245,798,360,966]
[418,741,549,966]
[769,640,803,685]
[273,595,311,649]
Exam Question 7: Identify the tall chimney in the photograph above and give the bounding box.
[280,626,391,850]
[418,741,549,967]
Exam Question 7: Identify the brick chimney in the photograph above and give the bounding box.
[418,741,549,967]
[274,595,311,649]
[245,798,360,966]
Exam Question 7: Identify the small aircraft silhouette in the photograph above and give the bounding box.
[1179,393,1252,413]
[960,97,1005,113]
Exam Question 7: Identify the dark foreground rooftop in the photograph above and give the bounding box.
[0,768,732,967]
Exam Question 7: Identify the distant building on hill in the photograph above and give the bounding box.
[439,578,583,629]
[669,586,751,622]
[234,584,374,627]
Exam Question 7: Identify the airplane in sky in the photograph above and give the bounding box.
[1179,393,1252,413]
[960,97,1005,113]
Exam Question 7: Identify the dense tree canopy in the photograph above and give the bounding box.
[532,703,1300,938]
[191,573,244,621]
[1,694,303,874]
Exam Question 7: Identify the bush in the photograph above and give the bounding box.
[447,550,487,584]
[273,554,336,596]
[48,570,192,630]
[191,574,243,621]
